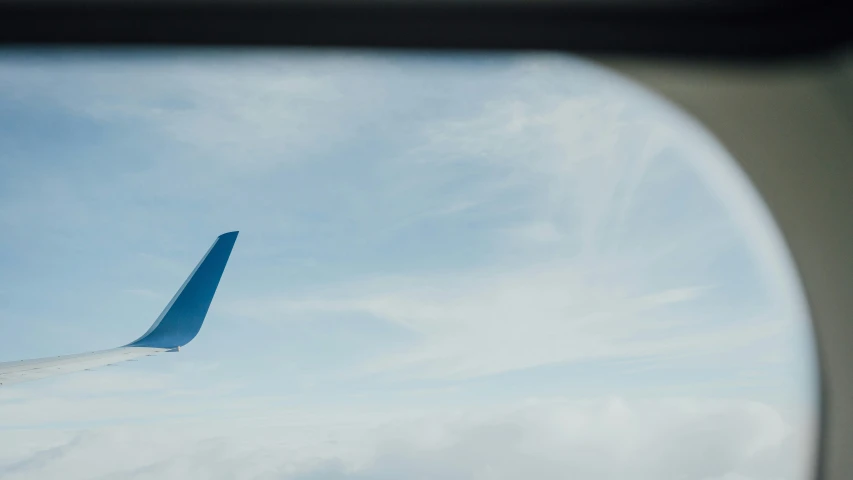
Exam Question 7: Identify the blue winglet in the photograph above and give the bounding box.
[128,232,238,349]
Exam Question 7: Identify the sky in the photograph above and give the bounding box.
[0,50,820,480]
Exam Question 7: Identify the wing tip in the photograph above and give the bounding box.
[127,232,238,349]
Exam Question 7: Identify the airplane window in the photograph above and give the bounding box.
[0,51,819,480]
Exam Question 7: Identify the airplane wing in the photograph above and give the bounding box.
[0,231,238,387]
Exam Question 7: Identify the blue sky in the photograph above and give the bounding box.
[0,50,819,479]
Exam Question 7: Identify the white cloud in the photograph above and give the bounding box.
[0,363,238,428]
[225,263,778,380]
[0,397,816,480]
[405,67,703,272]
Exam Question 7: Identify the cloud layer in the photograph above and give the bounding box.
[0,395,815,480]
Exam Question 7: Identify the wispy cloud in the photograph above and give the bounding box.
[225,262,770,381]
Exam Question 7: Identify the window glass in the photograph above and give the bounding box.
[0,51,818,480]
